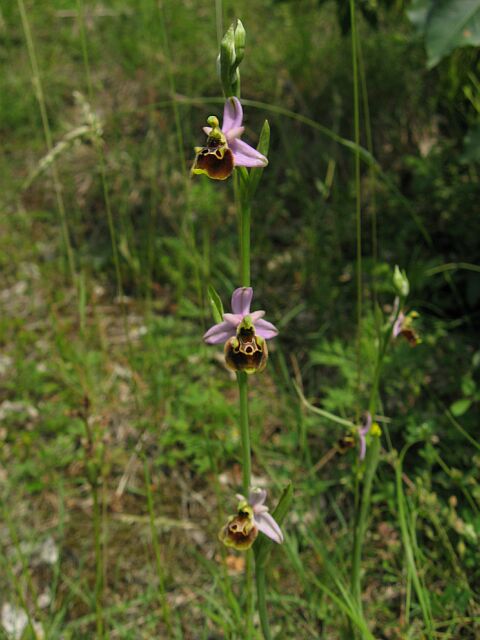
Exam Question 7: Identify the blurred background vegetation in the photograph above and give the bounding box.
[0,0,479,638]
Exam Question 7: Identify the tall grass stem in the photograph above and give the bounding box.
[144,460,174,636]
[350,0,362,406]
[17,0,77,289]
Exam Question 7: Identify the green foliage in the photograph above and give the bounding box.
[1,0,480,637]
[409,0,480,67]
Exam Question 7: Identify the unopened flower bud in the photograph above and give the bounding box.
[233,19,246,67]
[219,23,236,96]
[393,265,409,298]
[218,20,246,97]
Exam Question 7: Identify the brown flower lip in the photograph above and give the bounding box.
[224,326,268,374]
[191,145,234,180]
[219,512,258,551]
[191,98,268,181]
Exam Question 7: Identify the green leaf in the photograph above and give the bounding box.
[461,123,480,163]
[425,0,480,68]
[461,375,476,397]
[254,482,293,568]
[207,285,224,324]
[247,119,270,200]
[407,0,434,34]
[450,398,472,417]
[236,165,250,201]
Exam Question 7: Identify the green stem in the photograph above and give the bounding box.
[256,565,272,640]
[350,437,380,611]
[350,322,397,619]
[237,370,254,638]
[237,164,253,634]
[237,372,251,493]
[240,202,251,287]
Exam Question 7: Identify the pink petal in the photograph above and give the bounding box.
[229,139,268,168]
[203,321,236,344]
[254,512,284,544]
[250,310,265,322]
[254,318,278,340]
[203,126,212,136]
[223,313,243,327]
[359,433,367,460]
[359,412,372,436]
[248,488,267,507]
[231,287,253,316]
[222,97,243,133]
[393,314,404,338]
[225,126,244,142]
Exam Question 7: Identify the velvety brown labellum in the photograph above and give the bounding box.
[336,434,355,454]
[399,327,420,347]
[219,512,259,551]
[192,145,234,180]
[224,326,268,374]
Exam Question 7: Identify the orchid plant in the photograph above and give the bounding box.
[192,14,421,640]
[192,19,291,640]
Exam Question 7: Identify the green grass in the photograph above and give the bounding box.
[0,0,479,638]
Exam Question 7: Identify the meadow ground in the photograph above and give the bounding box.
[0,1,479,638]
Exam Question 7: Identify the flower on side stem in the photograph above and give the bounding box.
[357,412,382,460]
[191,97,268,180]
[203,287,278,374]
[219,488,284,551]
[392,298,421,347]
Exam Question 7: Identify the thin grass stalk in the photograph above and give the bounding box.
[92,484,104,638]
[357,35,380,338]
[396,447,435,638]
[349,0,362,406]
[80,407,105,638]
[215,0,223,47]
[17,0,77,289]
[144,460,174,636]
[157,0,203,304]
